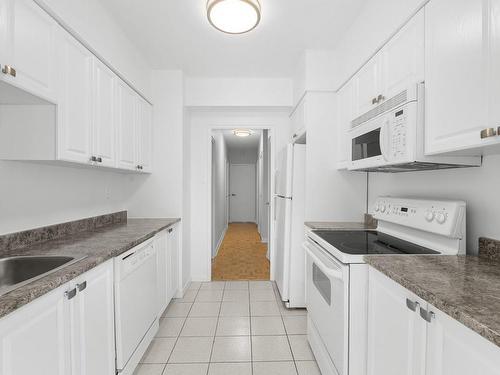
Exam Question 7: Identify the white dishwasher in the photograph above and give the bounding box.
[115,239,158,375]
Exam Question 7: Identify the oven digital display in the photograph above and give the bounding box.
[395,109,404,117]
[401,207,408,212]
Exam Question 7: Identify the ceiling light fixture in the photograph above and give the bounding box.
[233,129,253,137]
[207,0,261,34]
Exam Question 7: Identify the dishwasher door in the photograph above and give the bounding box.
[115,240,157,371]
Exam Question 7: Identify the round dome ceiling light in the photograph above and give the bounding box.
[233,129,253,137]
[207,0,261,34]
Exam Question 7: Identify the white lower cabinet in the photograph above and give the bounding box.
[69,260,115,375]
[0,260,115,375]
[155,224,181,315]
[0,282,71,375]
[368,267,500,375]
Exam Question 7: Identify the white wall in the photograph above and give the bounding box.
[0,161,131,235]
[368,155,500,254]
[185,78,293,107]
[211,130,228,257]
[187,108,291,281]
[257,130,270,242]
[37,0,152,99]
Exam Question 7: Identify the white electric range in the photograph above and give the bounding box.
[303,197,466,375]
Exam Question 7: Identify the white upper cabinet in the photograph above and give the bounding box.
[354,55,381,117]
[336,79,355,169]
[0,0,57,102]
[92,59,116,168]
[424,0,499,154]
[57,30,93,164]
[352,9,424,119]
[381,10,424,99]
[137,97,153,173]
[367,267,427,375]
[115,79,138,171]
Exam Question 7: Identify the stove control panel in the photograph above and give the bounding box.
[372,197,466,238]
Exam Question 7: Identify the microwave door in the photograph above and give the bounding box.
[351,128,382,162]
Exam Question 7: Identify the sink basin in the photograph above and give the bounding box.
[0,255,86,296]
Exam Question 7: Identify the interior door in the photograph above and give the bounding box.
[229,164,256,222]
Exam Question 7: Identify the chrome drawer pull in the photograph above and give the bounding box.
[65,288,77,300]
[419,307,435,323]
[480,128,496,139]
[77,281,87,292]
[2,65,16,77]
[406,298,419,312]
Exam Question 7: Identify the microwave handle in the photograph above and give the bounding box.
[304,242,344,280]
[379,121,391,161]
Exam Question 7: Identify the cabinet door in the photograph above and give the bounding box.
[70,260,115,375]
[155,230,169,315]
[336,80,355,169]
[137,97,153,173]
[167,225,180,300]
[57,30,93,163]
[0,0,10,67]
[381,10,424,99]
[115,80,137,170]
[92,59,116,168]
[3,0,57,102]
[425,304,500,375]
[354,55,381,117]
[367,268,427,375]
[488,0,500,133]
[0,283,71,375]
[424,0,487,154]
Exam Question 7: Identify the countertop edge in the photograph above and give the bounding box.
[365,257,500,348]
[0,218,180,319]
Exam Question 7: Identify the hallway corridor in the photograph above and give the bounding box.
[212,223,270,280]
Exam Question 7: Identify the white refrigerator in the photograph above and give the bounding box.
[274,143,306,308]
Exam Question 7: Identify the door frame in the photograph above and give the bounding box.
[207,126,276,281]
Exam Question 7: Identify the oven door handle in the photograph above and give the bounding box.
[379,120,391,162]
[304,242,344,280]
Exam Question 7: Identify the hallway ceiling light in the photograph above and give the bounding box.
[233,129,253,137]
[207,0,261,34]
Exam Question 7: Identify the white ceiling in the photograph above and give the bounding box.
[100,0,367,77]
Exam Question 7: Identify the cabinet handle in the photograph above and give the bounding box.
[377,94,385,103]
[372,97,378,105]
[1,65,16,77]
[480,128,497,139]
[168,228,173,233]
[65,288,77,300]
[406,298,420,312]
[97,157,103,163]
[76,281,87,292]
[90,156,97,162]
[136,165,143,170]
[419,307,435,323]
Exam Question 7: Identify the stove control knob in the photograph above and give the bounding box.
[380,204,386,213]
[374,205,380,212]
[436,213,446,224]
[425,211,435,222]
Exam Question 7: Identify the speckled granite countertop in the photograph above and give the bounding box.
[365,255,500,348]
[0,218,180,319]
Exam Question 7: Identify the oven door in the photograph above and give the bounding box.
[304,239,349,375]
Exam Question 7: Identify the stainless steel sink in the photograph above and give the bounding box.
[0,255,86,296]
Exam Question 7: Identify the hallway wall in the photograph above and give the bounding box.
[211,131,228,258]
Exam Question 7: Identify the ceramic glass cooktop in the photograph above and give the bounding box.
[312,230,439,255]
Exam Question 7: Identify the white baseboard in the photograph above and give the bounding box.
[213,226,227,258]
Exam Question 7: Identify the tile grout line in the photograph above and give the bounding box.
[161,283,201,374]
[206,281,225,374]
[249,282,254,375]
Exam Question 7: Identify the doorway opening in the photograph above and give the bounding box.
[210,128,272,280]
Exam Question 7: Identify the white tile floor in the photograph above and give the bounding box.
[134,281,321,375]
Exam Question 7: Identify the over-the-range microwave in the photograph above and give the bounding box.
[348,83,481,172]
